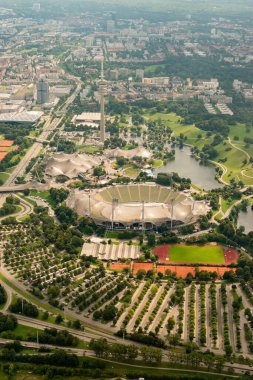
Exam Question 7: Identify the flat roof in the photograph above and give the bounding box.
[75,112,101,122]
[0,111,44,124]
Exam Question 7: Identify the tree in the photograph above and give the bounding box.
[55,314,63,324]
[102,304,117,321]
[93,166,105,178]
[167,317,175,333]
[136,269,146,280]
[89,338,109,358]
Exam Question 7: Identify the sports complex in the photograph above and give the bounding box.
[153,244,239,266]
[67,183,208,230]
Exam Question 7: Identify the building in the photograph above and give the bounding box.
[110,69,119,81]
[72,112,101,125]
[67,184,209,231]
[37,78,49,104]
[107,20,116,33]
[0,111,43,124]
[136,69,144,79]
[142,77,170,87]
[32,3,40,12]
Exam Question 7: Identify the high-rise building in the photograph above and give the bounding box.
[99,57,106,143]
[32,3,41,12]
[37,78,49,104]
[107,20,115,33]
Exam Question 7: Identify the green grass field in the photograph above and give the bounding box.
[169,245,225,265]
[144,111,253,186]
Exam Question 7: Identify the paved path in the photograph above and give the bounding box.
[239,307,248,355]
[194,284,200,346]
[182,286,190,342]
[226,286,236,353]
[205,284,212,350]
[228,137,250,160]
[140,284,164,330]
[115,282,145,329]
[126,287,152,333]
[216,283,224,352]
[148,285,174,334]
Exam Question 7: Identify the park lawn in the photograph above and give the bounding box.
[221,198,235,213]
[152,159,163,168]
[123,165,140,178]
[228,123,253,142]
[144,111,253,185]
[0,323,38,340]
[215,140,252,185]
[29,190,55,207]
[0,172,9,183]
[169,245,225,265]
[214,212,223,221]
[77,145,102,154]
[144,63,165,74]
[144,112,213,149]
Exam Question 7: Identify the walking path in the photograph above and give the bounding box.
[216,283,224,352]
[148,285,174,334]
[183,286,190,342]
[205,284,212,350]
[226,286,236,353]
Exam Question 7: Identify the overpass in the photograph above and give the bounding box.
[0,182,49,193]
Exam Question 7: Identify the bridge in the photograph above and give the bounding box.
[0,182,49,193]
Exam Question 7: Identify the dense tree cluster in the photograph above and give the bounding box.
[0,313,17,332]
[49,188,69,205]
[29,328,78,347]
[10,298,39,318]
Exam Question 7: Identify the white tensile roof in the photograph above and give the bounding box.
[67,184,209,226]
[107,147,152,159]
[0,111,43,124]
[45,152,101,179]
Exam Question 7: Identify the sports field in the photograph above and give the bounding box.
[169,245,225,265]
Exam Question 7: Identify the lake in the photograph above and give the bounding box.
[153,145,222,190]
[238,205,253,234]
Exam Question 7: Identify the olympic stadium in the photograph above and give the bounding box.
[67,184,209,230]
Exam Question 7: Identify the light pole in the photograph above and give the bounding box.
[142,200,145,232]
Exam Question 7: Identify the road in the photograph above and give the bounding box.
[0,81,81,199]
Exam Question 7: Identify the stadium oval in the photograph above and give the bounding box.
[67,184,209,230]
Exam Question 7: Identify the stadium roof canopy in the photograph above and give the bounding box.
[46,152,101,179]
[0,111,43,124]
[107,147,152,159]
[67,184,209,229]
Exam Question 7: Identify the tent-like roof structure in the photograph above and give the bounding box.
[107,147,152,160]
[67,184,209,228]
[45,152,101,179]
